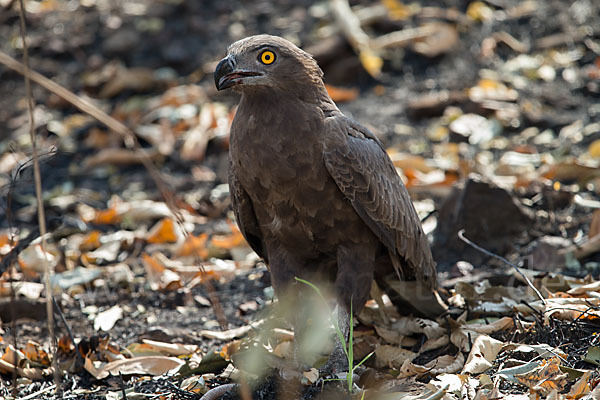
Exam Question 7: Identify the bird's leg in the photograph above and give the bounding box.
[319,303,351,375]
[319,244,375,375]
[266,247,314,371]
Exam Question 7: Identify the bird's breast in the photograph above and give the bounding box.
[229,98,368,254]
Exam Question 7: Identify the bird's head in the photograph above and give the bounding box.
[214,35,324,94]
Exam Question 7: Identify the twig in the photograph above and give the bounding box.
[0,51,131,140]
[492,31,529,53]
[52,296,84,368]
[9,266,18,396]
[370,25,436,50]
[519,300,544,323]
[329,0,371,53]
[458,229,546,304]
[16,383,57,400]
[0,51,229,330]
[329,0,382,77]
[16,0,58,384]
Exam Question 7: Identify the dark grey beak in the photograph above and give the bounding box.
[214,55,262,91]
[214,55,235,91]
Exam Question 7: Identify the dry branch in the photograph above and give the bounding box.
[16,0,57,384]
[371,25,437,50]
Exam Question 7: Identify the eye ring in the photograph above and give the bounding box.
[259,50,276,65]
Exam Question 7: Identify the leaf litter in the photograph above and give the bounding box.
[1,0,600,399]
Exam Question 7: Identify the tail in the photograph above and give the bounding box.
[374,255,447,319]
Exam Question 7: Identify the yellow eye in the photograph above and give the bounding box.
[259,50,276,65]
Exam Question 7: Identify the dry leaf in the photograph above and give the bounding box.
[176,233,209,258]
[138,339,197,356]
[58,335,75,354]
[381,0,416,20]
[391,316,445,340]
[199,320,264,341]
[94,306,123,331]
[0,233,13,255]
[92,206,121,225]
[421,336,450,352]
[79,230,102,251]
[388,151,434,173]
[373,325,404,345]
[325,84,359,103]
[467,1,494,22]
[462,335,503,374]
[302,368,319,384]
[84,127,113,149]
[399,358,430,377]
[87,356,185,379]
[469,78,519,102]
[0,152,26,174]
[211,222,246,249]
[147,218,181,244]
[431,373,479,397]
[141,253,183,291]
[540,161,600,183]
[505,343,567,360]
[464,317,516,335]
[84,240,121,264]
[566,370,591,399]
[24,341,50,366]
[427,353,465,375]
[412,23,458,57]
[273,341,293,359]
[374,345,416,369]
[220,340,242,361]
[589,139,600,158]
[515,357,567,394]
[0,281,44,299]
[19,244,57,274]
[359,48,383,78]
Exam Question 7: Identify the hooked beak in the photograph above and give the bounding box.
[214,55,261,90]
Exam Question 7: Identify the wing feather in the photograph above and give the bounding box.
[229,164,268,262]
[323,115,436,288]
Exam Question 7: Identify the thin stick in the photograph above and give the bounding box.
[16,0,58,383]
[0,50,131,139]
[329,0,382,77]
[52,296,84,367]
[370,25,436,50]
[0,50,228,330]
[16,383,57,400]
[458,229,546,304]
[9,268,18,396]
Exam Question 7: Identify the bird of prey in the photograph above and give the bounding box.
[214,35,440,373]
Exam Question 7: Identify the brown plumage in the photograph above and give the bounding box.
[215,35,439,373]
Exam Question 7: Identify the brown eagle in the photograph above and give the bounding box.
[214,35,440,373]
